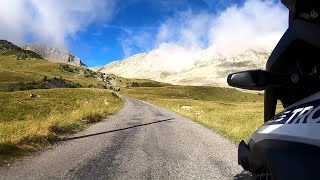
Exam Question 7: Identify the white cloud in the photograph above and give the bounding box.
[209,0,288,55]
[155,0,288,53]
[146,43,200,72]
[0,0,115,48]
[123,0,288,72]
[156,11,212,50]
[0,0,28,44]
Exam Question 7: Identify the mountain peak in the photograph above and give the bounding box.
[100,48,270,87]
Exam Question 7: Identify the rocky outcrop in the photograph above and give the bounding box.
[0,40,18,53]
[23,44,86,67]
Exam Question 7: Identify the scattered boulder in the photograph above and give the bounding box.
[104,99,110,106]
[29,94,40,98]
[131,82,139,87]
[181,106,193,111]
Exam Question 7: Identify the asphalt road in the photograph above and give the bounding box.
[0,98,246,180]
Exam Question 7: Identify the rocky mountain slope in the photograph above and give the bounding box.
[23,44,86,67]
[0,40,43,60]
[99,48,270,87]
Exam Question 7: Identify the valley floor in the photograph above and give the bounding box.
[1,84,276,171]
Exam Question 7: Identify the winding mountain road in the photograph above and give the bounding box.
[0,98,245,180]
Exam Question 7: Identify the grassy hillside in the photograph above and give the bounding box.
[0,54,103,90]
[101,73,171,88]
[0,40,172,164]
[123,86,282,142]
[0,88,123,163]
[0,55,171,92]
[0,40,42,60]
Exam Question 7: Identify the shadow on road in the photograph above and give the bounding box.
[59,118,175,142]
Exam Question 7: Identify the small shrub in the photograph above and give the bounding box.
[70,83,82,88]
[59,64,77,73]
[42,76,48,82]
[26,83,34,90]
[17,82,26,90]
[83,69,97,78]
[111,91,120,98]
[39,82,47,89]
[132,82,139,87]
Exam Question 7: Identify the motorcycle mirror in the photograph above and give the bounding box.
[227,70,269,90]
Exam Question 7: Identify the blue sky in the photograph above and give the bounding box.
[67,0,246,67]
[0,0,287,68]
